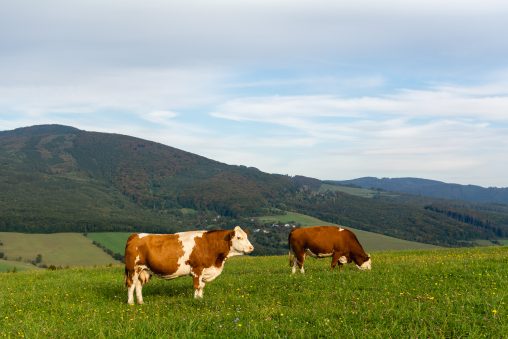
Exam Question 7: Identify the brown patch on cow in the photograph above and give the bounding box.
[124,233,184,285]
[289,226,370,271]
[186,230,233,275]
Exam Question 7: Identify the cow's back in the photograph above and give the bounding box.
[290,226,359,253]
[290,226,333,254]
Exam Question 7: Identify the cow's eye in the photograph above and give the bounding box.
[237,236,242,240]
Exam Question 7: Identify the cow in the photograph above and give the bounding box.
[288,226,371,274]
[124,226,254,304]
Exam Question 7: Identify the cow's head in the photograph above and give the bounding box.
[356,254,371,270]
[229,226,254,256]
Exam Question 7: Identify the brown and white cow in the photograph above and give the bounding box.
[288,226,371,274]
[124,226,254,304]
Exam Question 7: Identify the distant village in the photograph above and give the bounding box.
[254,223,297,234]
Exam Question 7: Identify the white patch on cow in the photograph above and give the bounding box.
[201,263,225,283]
[135,255,140,264]
[338,227,344,232]
[359,258,372,270]
[138,233,149,239]
[339,256,348,264]
[305,249,332,258]
[291,253,298,274]
[135,279,144,304]
[162,231,205,279]
[127,272,138,305]
[194,286,204,299]
[136,264,148,272]
[194,277,206,299]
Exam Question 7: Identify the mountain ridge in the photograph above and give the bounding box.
[333,177,508,204]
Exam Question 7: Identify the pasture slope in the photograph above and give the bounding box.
[1,247,506,338]
[0,233,119,270]
[258,211,440,251]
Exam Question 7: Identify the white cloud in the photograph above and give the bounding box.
[212,82,508,125]
[0,67,227,117]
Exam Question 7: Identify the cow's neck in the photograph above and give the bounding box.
[351,251,369,265]
[200,230,235,262]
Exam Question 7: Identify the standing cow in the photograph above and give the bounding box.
[124,226,254,304]
[288,226,371,273]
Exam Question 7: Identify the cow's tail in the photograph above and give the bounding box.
[288,230,295,267]
[124,267,132,288]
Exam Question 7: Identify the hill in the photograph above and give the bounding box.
[2,124,508,248]
[334,177,508,204]
[0,124,296,233]
[0,247,506,337]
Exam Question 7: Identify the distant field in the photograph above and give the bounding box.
[257,211,328,226]
[86,232,132,256]
[319,183,398,198]
[0,247,506,337]
[0,259,41,272]
[0,233,120,267]
[257,211,440,251]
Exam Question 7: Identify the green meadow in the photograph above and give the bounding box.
[0,259,41,273]
[257,211,440,251]
[0,232,119,268]
[1,247,506,338]
[86,232,133,256]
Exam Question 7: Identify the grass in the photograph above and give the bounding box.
[257,211,440,251]
[1,246,506,338]
[0,232,119,267]
[86,232,133,256]
[318,183,398,198]
[257,211,328,226]
[0,259,41,272]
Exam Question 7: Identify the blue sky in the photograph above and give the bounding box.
[1,0,508,187]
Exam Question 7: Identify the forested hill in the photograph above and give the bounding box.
[0,124,296,232]
[1,124,508,248]
[333,177,508,204]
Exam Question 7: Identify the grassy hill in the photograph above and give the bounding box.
[0,247,506,337]
[0,233,119,267]
[86,232,133,256]
[0,259,41,273]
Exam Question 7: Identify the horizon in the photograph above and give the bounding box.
[1,1,508,187]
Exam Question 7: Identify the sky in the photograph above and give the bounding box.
[1,0,508,187]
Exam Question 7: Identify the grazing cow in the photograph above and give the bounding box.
[288,226,371,274]
[124,226,254,304]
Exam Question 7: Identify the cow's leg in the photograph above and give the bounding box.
[331,253,348,271]
[289,250,299,274]
[135,279,144,304]
[295,252,306,274]
[192,274,205,299]
[291,256,298,274]
[132,267,151,304]
[331,253,339,270]
[127,272,138,305]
